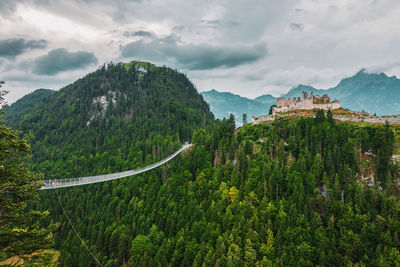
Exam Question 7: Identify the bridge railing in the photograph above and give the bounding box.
[40,143,191,190]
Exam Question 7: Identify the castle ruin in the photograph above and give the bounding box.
[273,91,341,114]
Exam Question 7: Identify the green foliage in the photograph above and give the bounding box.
[6,69,400,266]
[4,89,55,122]
[32,115,398,266]
[0,82,57,262]
[130,235,151,260]
[6,62,214,180]
[269,104,276,115]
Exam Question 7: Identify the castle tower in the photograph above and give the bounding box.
[302,91,308,100]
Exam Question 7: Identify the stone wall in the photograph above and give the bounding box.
[274,91,340,114]
[251,115,274,124]
[334,115,400,124]
[273,101,341,114]
[252,113,400,125]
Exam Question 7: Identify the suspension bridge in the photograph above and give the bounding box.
[40,142,192,190]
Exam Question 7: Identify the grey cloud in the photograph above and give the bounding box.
[290,23,304,31]
[123,30,153,37]
[0,0,20,15]
[244,73,266,81]
[200,19,221,25]
[199,19,221,28]
[32,48,98,75]
[219,1,297,42]
[172,25,186,32]
[82,0,143,2]
[199,19,239,28]
[366,61,400,73]
[0,0,61,15]
[120,35,267,70]
[0,38,47,59]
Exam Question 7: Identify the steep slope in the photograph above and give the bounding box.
[279,84,325,99]
[201,89,270,125]
[279,70,400,115]
[35,115,400,266]
[4,89,55,123]
[5,61,215,266]
[7,62,214,174]
[6,63,400,266]
[330,70,400,114]
[253,93,276,105]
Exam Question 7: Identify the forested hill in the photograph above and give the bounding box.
[4,88,55,122]
[6,63,400,266]
[6,61,214,175]
[33,113,400,266]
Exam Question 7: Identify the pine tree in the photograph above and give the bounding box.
[242,113,247,125]
[0,82,57,262]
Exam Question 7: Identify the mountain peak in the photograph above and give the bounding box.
[356,68,367,75]
[280,84,320,98]
[121,60,156,71]
[354,68,390,79]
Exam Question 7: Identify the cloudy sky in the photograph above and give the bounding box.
[1,0,400,103]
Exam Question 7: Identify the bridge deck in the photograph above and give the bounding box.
[40,143,192,190]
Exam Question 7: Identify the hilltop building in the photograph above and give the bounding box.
[273,91,341,114]
[252,92,400,125]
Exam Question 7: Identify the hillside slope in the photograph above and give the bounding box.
[6,61,214,173]
[4,89,55,123]
[253,93,276,106]
[5,61,215,266]
[6,63,400,266]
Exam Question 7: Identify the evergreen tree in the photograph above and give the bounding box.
[242,113,247,125]
[0,82,57,263]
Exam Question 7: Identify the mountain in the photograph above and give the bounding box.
[253,93,276,105]
[279,70,400,115]
[4,61,216,180]
[5,62,400,266]
[279,84,325,99]
[4,89,55,123]
[6,61,214,164]
[4,61,215,266]
[201,89,272,125]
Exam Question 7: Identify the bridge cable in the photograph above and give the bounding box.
[54,188,103,267]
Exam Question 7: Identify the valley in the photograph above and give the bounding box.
[2,61,400,266]
[2,1,400,266]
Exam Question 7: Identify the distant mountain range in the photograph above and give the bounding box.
[201,89,274,126]
[202,69,400,124]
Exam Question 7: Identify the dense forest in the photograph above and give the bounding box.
[35,113,400,266]
[4,89,55,120]
[6,61,213,179]
[5,62,400,266]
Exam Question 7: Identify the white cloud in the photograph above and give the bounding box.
[1,0,400,103]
